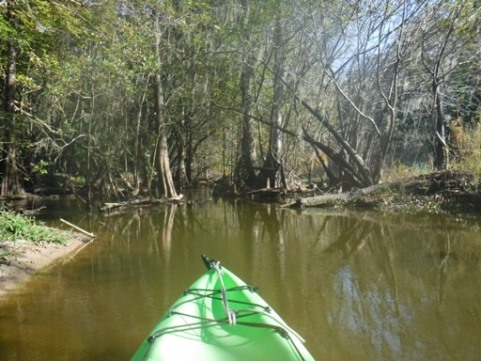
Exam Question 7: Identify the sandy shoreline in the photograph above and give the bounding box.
[0,232,92,299]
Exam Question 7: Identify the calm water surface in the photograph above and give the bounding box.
[1,195,481,361]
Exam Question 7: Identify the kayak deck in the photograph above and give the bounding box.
[131,256,315,361]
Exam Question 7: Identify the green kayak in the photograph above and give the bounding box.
[131,255,315,361]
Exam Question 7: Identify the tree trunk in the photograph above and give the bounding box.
[186,134,194,184]
[1,4,24,197]
[134,89,147,190]
[234,1,258,192]
[153,74,178,199]
[153,15,178,199]
[259,16,286,189]
[175,114,189,189]
[235,53,258,191]
[433,84,449,170]
[423,3,459,171]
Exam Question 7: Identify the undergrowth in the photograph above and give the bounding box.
[384,122,481,184]
[0,211,68,245]
[453,122,481,182]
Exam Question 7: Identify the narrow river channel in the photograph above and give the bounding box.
[1,194,481,360]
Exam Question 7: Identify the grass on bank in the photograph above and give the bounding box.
[0,211,68,245]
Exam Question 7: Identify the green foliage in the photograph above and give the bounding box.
[0,211,68,244]
[30,160,49,175]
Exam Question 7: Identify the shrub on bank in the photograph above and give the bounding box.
[0,211,67,245]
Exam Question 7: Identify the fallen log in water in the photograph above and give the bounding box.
[100,198,164,212]
[294,184,387,207]
[291,170,481,212]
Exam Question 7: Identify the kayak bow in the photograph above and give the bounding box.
[131,255,315,361]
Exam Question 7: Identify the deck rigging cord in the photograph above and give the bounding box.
[212,260,237,325]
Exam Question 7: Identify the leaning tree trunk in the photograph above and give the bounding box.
[299,98,375,188]
[1,6,24,197]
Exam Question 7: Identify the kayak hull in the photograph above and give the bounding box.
[131,262,315,361]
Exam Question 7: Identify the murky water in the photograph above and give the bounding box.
[1,195,481,360]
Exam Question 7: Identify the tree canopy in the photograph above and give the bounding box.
[1,0,480,202]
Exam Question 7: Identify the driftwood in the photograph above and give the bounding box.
[19,205,46,216]
[60,218,95,238]
[99,195,184,213]
[247,188,285,201]
[244,186,321,202]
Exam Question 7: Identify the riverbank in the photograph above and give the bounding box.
[291,170,481,213]
[0,232,92,299]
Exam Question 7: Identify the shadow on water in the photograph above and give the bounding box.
[1,197,481,361]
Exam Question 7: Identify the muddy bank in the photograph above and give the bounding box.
[0,233,92,299]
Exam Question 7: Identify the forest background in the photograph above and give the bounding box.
[1,0,481,208]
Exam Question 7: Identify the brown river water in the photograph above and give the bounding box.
[1,193,481,360]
